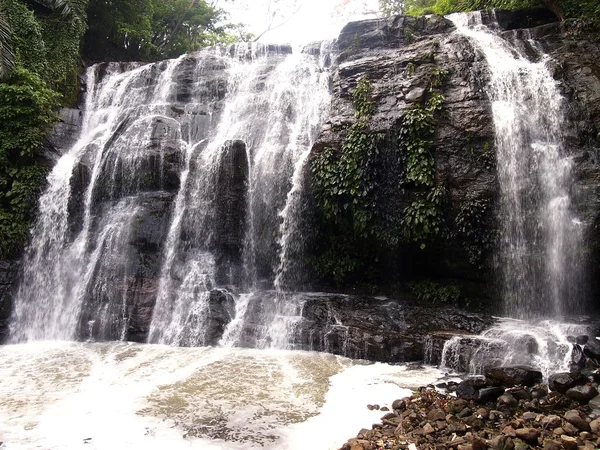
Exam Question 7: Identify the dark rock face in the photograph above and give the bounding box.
[485,366,543,388]
[310,12,600,309]
[230,291,494,362]
[214,140,248,286]
[0,261,20,342]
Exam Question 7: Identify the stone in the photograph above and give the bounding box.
[565,384,598,404]
[498,393,518,407]
[514,428,540,443]
[589,394,600,411]
[530,387,548,399]
[577,335,590,345]
[457,378,487,400]
[590,417,600,433]
[477,387,505,404]
[548,372,586,394]
[513,438,530,450]
[503,426,517,438]
[560,435,578,450]
[563,410,590,432]
[427,409,446,421]
[392,399,407,411]
[521,412,537,421]
[405,87,426,102]
[423,423,435,435]
[485,366,543,387]
[471,436,487,450]
[475,407,489,420]
[562,422,579,435]
[490,435,515,450]
[541,415,562,429]
[542,440,561,450]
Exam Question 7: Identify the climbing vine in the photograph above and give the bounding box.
[312,76,382,237]
[399,67,448,248]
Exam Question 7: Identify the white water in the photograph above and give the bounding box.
[0,342,443,450]
[440,318,589,378]
[449,12,583,319]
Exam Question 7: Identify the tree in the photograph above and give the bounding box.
[84,0,236,61]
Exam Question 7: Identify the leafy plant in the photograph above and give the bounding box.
[408,279,461,304]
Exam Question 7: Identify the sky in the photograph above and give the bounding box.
[222,0,380,45]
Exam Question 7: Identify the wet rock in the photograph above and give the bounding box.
[477,387,505,404]
[485,366,543,387]
[498,393,518,408]
[457,378,487,400]
[565,384,598,404]
[513,438,530,450]
[531,386,548,399]
[548,372,587,394]
[576,335,589,345]
[392,398,407,411]
[563,410,590,432]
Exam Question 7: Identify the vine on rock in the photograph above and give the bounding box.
[400,68,448,248]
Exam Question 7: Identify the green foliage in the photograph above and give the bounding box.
[398,68,447,248]
[2,0,88,101]
[0,68,59,258]
[408,279,461,304]
[84,0,237,62]
[312,76,381,237]
[455,198,497,266]
[310,236,364,285]
[400,92,444,187]
[402,186,446,247]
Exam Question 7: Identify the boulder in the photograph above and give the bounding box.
[563,410,590,432]
[548,372,587,393]
[485,366,543,387]
[565,384,598,404]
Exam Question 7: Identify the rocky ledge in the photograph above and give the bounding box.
[341,365,600,450]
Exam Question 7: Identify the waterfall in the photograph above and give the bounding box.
[449,12,583,319]
[10,42,331,345]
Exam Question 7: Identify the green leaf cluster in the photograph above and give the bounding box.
[312,76,381,237]
[454,197,497,266]
[0,68,59,258]
[407,279,461,304]
[399,68,447,248]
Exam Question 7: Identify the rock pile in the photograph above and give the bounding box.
[341,365,600,450]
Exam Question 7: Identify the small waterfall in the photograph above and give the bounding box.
[439,319,589,379]
[449,12,583,319]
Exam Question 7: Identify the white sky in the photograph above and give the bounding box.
[222,0,380,45]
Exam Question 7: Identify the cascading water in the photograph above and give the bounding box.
[10,42,331,347]
[439,12,587,375]
[449,12,583,319]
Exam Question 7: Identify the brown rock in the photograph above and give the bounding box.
[457,445,472,450]
[503,426,517,438]
[589,417,600,434]
[552,427,564,436]
[560,435,578,450]
[423,423,435,435]
[471,436,487,450]
[521,412,537,421]
[350,442,365,450]
[427,408,447,422]
[515,428,540,443]
[541,439,561,450]
[562,422,579,436]
[490,435,515,450]
[476,408,489,420]
[513,438,530,450]
[541,415,562,429]
[563,410,590,432]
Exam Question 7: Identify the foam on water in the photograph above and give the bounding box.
[0,342,443,449]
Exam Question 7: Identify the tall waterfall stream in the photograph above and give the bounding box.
[0,11,594,450]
